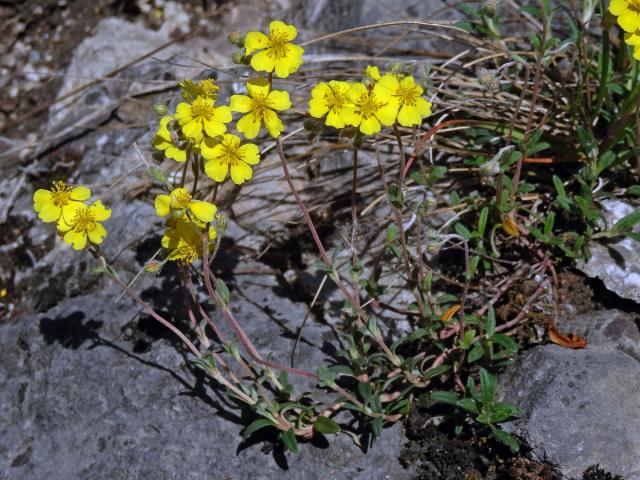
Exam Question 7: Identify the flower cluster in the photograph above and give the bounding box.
[146,21,307,265]
[308,65,432,135]
[609,0,640,58]
[33,181,111,250]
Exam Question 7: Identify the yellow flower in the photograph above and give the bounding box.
[308,81,355,128]
[610,0,640,32]
[33,181,91,225]
[245,20,304,78]
[175,96,232,143]
[161,218,216,264]
[180,78,220,102]
[152,116,188,163]
[155,187,217,223]
[346,82,399,135]
[57,201,111,250]
[230,78,291,138]
[202,133,260,184]
[377,74,432,127]
[366,65,381,81]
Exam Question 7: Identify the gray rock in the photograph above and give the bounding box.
[578,200,640,304]
[498,310,640,479]
[0,270,412,480]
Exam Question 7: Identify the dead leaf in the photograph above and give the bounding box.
[548,325,588,349]
[441,304,461,322]
[502,213,520,237]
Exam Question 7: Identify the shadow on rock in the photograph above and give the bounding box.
[39,311,102,349]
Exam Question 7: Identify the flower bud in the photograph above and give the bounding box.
[227,31,245,47]
[481,0,499,17]
[144,259,164,274]
[425,240,442,255]
[231,50,250,65]
[153,103,168,115]
[480,158,501,176]
[477,67,499,92]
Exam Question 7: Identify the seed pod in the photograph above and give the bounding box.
[480,158,501,176]
[425,240,442,255]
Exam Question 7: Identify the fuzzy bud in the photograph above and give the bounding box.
[481,0,499,17]
[153,103,168,115]
[425,241,442,255]
[477,68,500,92]
[231,50,250,65]
[480,158,501,176]
[144,259,164,274]
[227,31,245,47]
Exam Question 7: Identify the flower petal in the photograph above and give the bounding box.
[64,230,88,250]
[359,116,381,135]
[397,105,422,127]
[262,109,285,138]
[204,159,229,182]
[230,160,254,184]
[236,113,262,139]
[230,94,252,113]
[155,194,171,217]
[189,200,217,223]
[267,90,291,110]
[245,31,269,55]
[203,119,227,137]
[175,102,192,125]
[200,136,221,159]
[251,49,277,74]
[269,20,297,41]
[246,77,271,98]
[237,143,260,165]
[89,200,112,221]
[70,186,91,201]
[87,223,107,245]
[182,119,203,142]
[377,73,400,94]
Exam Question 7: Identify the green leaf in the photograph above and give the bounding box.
[456,397,480,415]
[358,382,373,403]
[468,343,485,363]
[371,416,384,439]
[613,209,640,233]
[492,334,519,353]
[478,207,489,237]
[388,183,404,208]
[313,416,341,434]
[479,368,497,406]
[423,364,451,379]
[279,429,299,453]
[431,390,459,406]
[455,223,473,239]
[491,426,520,452]
[543,212,555,236]
[215,278,230,305]
[628,185,640,196]
[242,418,275,439]
[488,403,520,423]
[467,255,480,279]
[486,307,496,338]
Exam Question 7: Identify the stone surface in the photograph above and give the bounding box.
[0,269,412,480]
[498,310,640,480]
[578,200,640,304]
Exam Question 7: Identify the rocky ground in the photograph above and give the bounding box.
[1,1,639,479]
